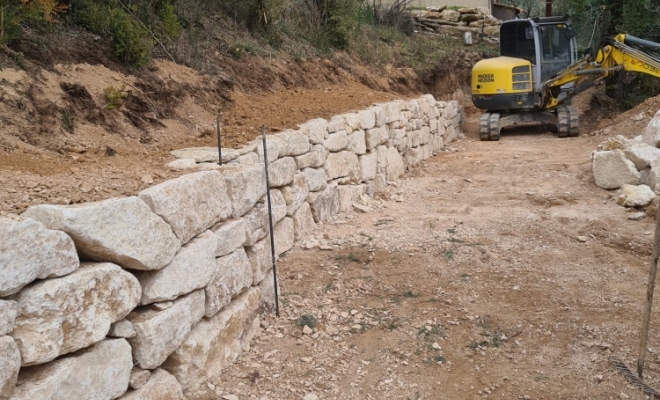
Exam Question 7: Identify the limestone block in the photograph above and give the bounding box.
[597,135,632,151]
[108,319,136,339]
[292,202,317,242]
[162,288,260,392]
[642,109,660,147]
[138,171,232,244]
[386,147,406,181]
[324,151,360,182]
[378,101,404,124]
[10,338,132,400]
[404,147,423,167]
[365,126,387,150]
[617,184,656,207]
[295,144,327,169]
[128,290,205,370]
[137,230,216,305]
[407,100,420,117]
[429,118,438,133]
[128,368,150,390]
[391,128,409,152]
[373,173,388,193]
[359,152,378,182]
[337,113,361,133]
[432,133,445,154]
[268,157,297,187]
[418,95,433,115]
[649,159,660,192]
[204,248,253,318]
[376,145,388,176]
[419,126,431,145]
[337,185,366,213]
[171,147,238,163]
[10,263,140,366]
[299,118,328,144]
[358,109,376,130]
[624,143,660,170]
[0,300,17,336]
[242,203,268,246]
[281,172,310,216]
[23,197,180,272]
[246,238,274,286]
[408,118,423,131]
[119,369,184,400]
[0,217,78,297]
[323,130,348,152]
[307,183,339,222]
[212,218,246,257]
[220,164,266,218]
[302,167,328,192]
[0,336,19,400]
[641,168,652,188]
[270,189,287,223]
[369,106,386,127]
[327,117,346,133]
[274,217,295,256]
[592,150,641,190]
[347,129,367,155]
[255,136,286,163]
[421,143,433,160]
[258,269,278,313]
[238,152,259,165]
[166,158,197,171]
[274,130,310,157]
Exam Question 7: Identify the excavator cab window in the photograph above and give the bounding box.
[539,24,573,81]
[500,21,536,64]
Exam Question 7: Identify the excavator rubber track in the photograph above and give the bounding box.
[556,106,579,138]
[478,112,501,141]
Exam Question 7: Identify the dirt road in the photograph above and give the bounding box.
[192,121,659,399]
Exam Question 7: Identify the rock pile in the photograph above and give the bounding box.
[408,6,501,40]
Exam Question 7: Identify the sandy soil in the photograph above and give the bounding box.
[188,112,660,400]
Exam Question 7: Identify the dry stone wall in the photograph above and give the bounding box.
[0,95,462,399]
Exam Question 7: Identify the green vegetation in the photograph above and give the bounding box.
[294,314,317,329]
[103,85,126,110]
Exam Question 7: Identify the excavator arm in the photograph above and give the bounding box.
[543,34,660,109]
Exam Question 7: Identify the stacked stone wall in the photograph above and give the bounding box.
[0,95,463,399]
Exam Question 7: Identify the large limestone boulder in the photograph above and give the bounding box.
[162,288,261,392]
[10,338,132,400]
[624,143,660,170]
[337,113,361,133]
[592,150,641,190]
[307,183,340,222]
[0,216,78,297]
[280,172,309,216]
[0,300,17,336]
[246,238,274,286]
[220,164,266,218]
[119,369,184,400]
[324,151,359,182]
[358,109,376,130]
[404,147,423,167]
[292,202,317,242]
[23,197,180,271]
[212,218,246,257]
[323,130,348,152]
[359,152,378,182]
[268,157,297,187]
[299,118,328,144]
[370,105,385,127]
[327,116,346,133]
[295,144,327,169]
[128,289,205,370]
[242,193,286,246]
[347,130,367,155]
[274,130,310,157]
[642,110,660,147]
[137,230,216,305]
[386,146,406,181]
[258,269,279,312]
[10,262,140,366]
[365,126,388,150]
[139,171,232,244]
[255,136,286,163]
[337,185,366,213]
[170,147,238,163]
[204,248,253,318]
[302,167,328,192]
[274,217,295,256]
[0,336,20,400]
[617,184,656,207]
[377,101,404,124]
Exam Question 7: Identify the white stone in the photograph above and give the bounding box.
[358,109,376,130]
[242,203,268,246]
[128,368,151,390]
[592,150,641,190]
[270,189,287,222]
[212,218,246,257]
[0,336,19,400]
[324,151,359,182]
[642,110,660,147]
[299,118,328,144]
[280,172,309,216]
[324,130,348,152]
[23,197,180,271]
[295,144,327,169]
[139,171,232,244]
[327,117,346,133]
[292,202,317,242]
[376,145,389,175]
[161,288,260,392]
[373,173,388,193]
[337,185,366,213]
[624,143,660,170]
[170,147,238,163]
[386,147,406,181]
[108,319,136,339]
[137,230,216,305]
[379,101,405,124]
[258,269,279,312]
[120,369,184,400]
[166,158,197,171]
[274,130,310,156]
[302,167,328,192]
[10,263,140,366]
[268,157,297,187]
[370,106,385,127]
[0,300,17,336]
[0,217,78,297]
[359,152,378,182]
[404,147,423,167]
[347,130,367,155]
[246,238,274,286]
[128,289,205,370]
[220,164,266,218]
[10,339,132,400]
[255,136,286,163]
[365,126,387,150]
[617,184,656,207]
[307,183,339,222]
[237,152,259,165]
[204,248,253,318]
[274,217,295,256]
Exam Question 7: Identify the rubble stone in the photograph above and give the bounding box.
[302,167,328,192]
[624,143,660,170]
[212,218,246,257]
[292,202,317,242]
[274,217,295,255]
[107,319,136,339]
[295,144,327,169]
[299,118,328,144]
[0,336,19,400]
[0,300,17,336]
[280,172,309,216]
[617,184,656,207]
[323,130,348,152]
[592,150,641,190]
[268,157,297,187]
[246,238,274,286]
[220,164,266,218]
[359,152,378,182]
[204,248,253,318]
[120,369,184,400]
[128,368,151,390]
[274,130,310,157]
[170,147,238,163]
[324,151,360,182]
[307,183,340,222]
[337,185,366,213]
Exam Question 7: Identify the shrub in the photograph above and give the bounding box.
[104,85,126,110]
[109,8,153,66]
[159,1,181,39]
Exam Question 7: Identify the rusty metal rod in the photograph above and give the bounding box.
[262,126,280,317]
[216,117,222,166]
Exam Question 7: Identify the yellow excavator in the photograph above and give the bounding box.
[471,15,660,140]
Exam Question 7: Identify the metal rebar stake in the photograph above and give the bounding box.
[216,117,222,166]
[262,126,280,317]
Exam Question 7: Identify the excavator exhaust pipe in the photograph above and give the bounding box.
[545,0,553,17]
